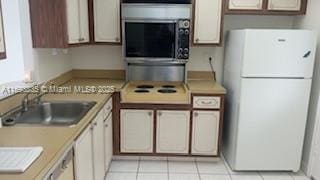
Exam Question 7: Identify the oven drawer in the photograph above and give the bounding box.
[193,96,221,109]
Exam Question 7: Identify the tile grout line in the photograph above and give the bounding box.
[221,157,233,180]
[258,171,265,180]
[167,157,170,180]
[289,172,297,180]
[195,160,202,180]
[136,157,141,180]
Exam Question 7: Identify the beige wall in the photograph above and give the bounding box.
[70,15,294,83]
[294,0,320,175]
[71,45,124,70]
[34,50,72,83]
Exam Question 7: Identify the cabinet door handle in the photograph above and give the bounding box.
[91,122,97,129]
[195,38,199,42]
[148,112,153,116]
[49,173,54,180]
[194,112,199,117]
[105,124,109,127]
[158,111,162,116]
[79,38,85,42]
[115,37,120,41]
[61,159,68,170]
[201,101,213,105]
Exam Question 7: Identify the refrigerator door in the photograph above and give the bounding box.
[242,30,317,78]
[234,78,312,171]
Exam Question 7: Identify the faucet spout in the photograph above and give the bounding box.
[21,93,32,112]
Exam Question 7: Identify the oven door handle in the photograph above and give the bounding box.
[126,59,187,65]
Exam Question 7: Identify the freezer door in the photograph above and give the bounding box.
[234,78,312,171]
[242,30,317,78]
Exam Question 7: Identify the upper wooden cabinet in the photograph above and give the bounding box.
[268,0,302,11]
[0,2,6,59]
[193,0,223,45]
[29,0,89,48]
[93,0,121,43]
[67,0,90,44]
[228,0,264,10]
[225,0,307,15]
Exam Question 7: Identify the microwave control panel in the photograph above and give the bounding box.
[177,20,190,60]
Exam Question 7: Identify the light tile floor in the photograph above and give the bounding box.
[105,156,311,180]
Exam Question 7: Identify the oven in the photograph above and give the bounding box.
[122,4,191,64]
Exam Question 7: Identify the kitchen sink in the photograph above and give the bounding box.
[2,101,96,127]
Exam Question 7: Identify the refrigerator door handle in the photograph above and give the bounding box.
[303,51,311,58]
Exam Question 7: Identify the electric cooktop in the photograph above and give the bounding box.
[121,81,190,104]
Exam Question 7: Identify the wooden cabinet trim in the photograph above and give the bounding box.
[0,2,6,60]
[0,52,6,60]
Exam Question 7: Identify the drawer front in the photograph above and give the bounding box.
[193,96,221,109]
[103,98,113,118]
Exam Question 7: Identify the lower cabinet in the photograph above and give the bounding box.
[92,111,106,180]
[116,94,224,157]
[57,158,74,180]
[104,112,113,170]
[74,98,113,180]
[191,111,220,155]
[120,109,154,153]
[74,125,94,180]
[156,110,190,154]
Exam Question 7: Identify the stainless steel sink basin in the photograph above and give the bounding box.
[2,101,96,126]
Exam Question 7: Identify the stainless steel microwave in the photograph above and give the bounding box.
[122,4,191,64]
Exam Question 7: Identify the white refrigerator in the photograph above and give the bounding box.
[222,29,317,171]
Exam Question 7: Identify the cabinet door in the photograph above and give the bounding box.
[228,0,264,10]
[79,0,90,42]
[94,0,121,43]
[92,111,106,180]
[191,111,220,155]
[104,113,113,171]
[57,160,74,180]
[66,0,80,44]
[156,110,190,154]
[193,0,223,45]
[74,126,94,180]
[120,109,154,153]
[268,0,301,11]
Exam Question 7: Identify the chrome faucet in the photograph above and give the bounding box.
[21,92,33,112]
